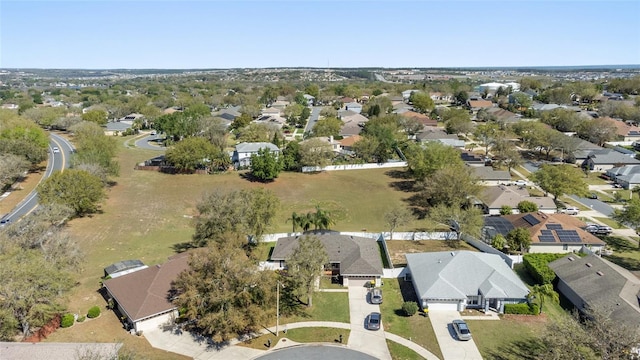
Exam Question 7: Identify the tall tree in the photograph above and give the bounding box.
[37,169,105,216]
[81,109,108,125]
[506,227,532,253]
[419,165,481,207]
[299,138,334,168]
[531,164,588,199]
[442,108,473,135]
[250,147,283,182]
[405,141,464,181]
[384,206,414,240]
[576,118,618,146]
[429,205,484,245]
[473,123,502,156]
[409,92,435,114]
[529,284,559,314]
[285,235,329,307]
[172,236,276,343]
[166,136,227,172]
[612,199,640,237]
[312,117,342,137]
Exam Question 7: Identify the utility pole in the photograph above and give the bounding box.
[276,280,280,335]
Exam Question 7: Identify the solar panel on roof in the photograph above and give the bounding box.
[523,214,540,226]
[541,230,553,236]
[538,235,556,242]
[556,230,581,242]
[484,217,515,235]
[546,224,563,230]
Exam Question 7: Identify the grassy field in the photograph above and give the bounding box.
[387,340,425,360]
[283,292,350,324]
[593,216,625,229]
[385,240,478,267]
[379,278,443,360]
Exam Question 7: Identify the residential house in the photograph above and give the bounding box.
[483,213,606,254]
[338,110,369,137]
[467,99,494,112]
[460,151,486,167]
[485,107,520,124]
[390,96,405,107]
[416,128,465,148]
[105,121,133,136]
[120,113,144,122]
[399,111,437,128]
[606,165,640,189]
[213,106,241,123]
[232,142,280,168]
[270,233,384,287]
[271,99,290,111]
[402,90,421,101]
[261,107,282,118]
[104,260,147,279]
[478,185,557,215]
[472,166,511,186]
[338,135,362,155]
[532,103,563,112]
[549,254,640,330]
[345,102,363,114]
[405,251,529,312]
[429,92,453,103]
[508,92,533,105]
[602,117,640,141]
[303,94,315,106]
[340,97,355,105]
[581,149,640,172]
[572,139,605,164]
[102,252,191,333]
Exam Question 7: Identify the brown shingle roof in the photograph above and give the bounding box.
[468,100,494,109]
[103,252,191,322]
[503,213,605,246]
[400,110,437,127]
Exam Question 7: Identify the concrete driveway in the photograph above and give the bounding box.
[429,310,483,360]
[347,286,391,360]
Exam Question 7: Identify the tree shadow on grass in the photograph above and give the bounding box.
[239,172,275,183]
[172,241,197,253]
[602,236,637,252]
[485,338,546,360]
[604,255,640,271]
[385,169,417,193]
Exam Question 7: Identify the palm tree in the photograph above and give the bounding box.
[313,206,335,230]
[529,284,559,315]
[287,212,300,233]
[299,213,313,232]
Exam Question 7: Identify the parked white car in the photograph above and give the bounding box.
[560,207,580,215]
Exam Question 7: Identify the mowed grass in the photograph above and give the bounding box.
[468,315,547,360]
[386,240,478,267]
[387,340,426,360]
[283,292,350,324]
[239,328,350,350]
[593,216,625,229]
[379,278,443,360]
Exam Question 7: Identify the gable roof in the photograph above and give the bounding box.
[468,100,493,109]
[501,213,605,247]
[549,254,640,328]
[400,111,437,127]
[270,233,383,276]
[103,252,191,322]
[338,134,362,147]
[406,251,529,300]
[585,149,640,165]
[472,166,511,181]
[481,185,557,211]
[235,142,280,154]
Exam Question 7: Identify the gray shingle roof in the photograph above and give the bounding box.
[271,233,383,276]
[235,142,280,153]
[472,166,511,181]
[549,254,640,328]
[586,149,640,165]
[405,251,529,300]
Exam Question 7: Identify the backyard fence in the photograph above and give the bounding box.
[301,161,407,173]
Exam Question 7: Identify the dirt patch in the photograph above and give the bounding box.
[23,314,61,342]
[386,240,479,267]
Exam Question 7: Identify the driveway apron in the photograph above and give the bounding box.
[429,310,483,360]
[347,286,392,360]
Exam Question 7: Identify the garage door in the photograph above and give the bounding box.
[347,277,374,287]
[135,313,174,333]
[426,301,459,311]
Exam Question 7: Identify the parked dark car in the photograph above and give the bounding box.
[0,217,10,228]
[596,225,613,235]
[367,312,381,331]
[589,193,598,199]
[452,319,472,341]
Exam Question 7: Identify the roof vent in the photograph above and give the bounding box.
[596,271,604,276]
[586,263,592,267]
[450,252,455,256]
[568,256,575,261]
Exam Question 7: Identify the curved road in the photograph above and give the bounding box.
[134,133,166,151]
[1,132,74,222]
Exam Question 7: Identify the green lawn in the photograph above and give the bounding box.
[603,189,634,203]
[582,174,609,185]
[379,279,443,360]
[283,292,350,324]
[601,236,640,271]
[387,340,425,360]
[239,328,350,350]
[593,216,625,229]
[319,275,345,289]
[468,316,546,360]
[253,242,275,261]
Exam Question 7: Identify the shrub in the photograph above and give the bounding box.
[402,301,419,316]
[60,313,75,328]
[504,303,539,315]
[87,306,101,319]
[77,315,86,323]
[523,253,566,285]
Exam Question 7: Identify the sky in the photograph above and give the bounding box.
[1,0,639,69]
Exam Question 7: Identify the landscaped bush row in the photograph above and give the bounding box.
[523,253,566,284]
[504,303,539,315]
[60,306,101,328]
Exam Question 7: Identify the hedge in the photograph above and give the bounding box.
[504,303,539,315]
[523,253,566,285]
[87,306,101,319]
[60,313,75,328]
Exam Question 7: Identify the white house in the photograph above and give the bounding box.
[345,102,363,114]
[232,142,280,168]
[405,251,529,313]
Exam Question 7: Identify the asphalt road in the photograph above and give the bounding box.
[304,106,322,134]
[256,345,377,360]
[2,132,74,222]
[135,133,166,151]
